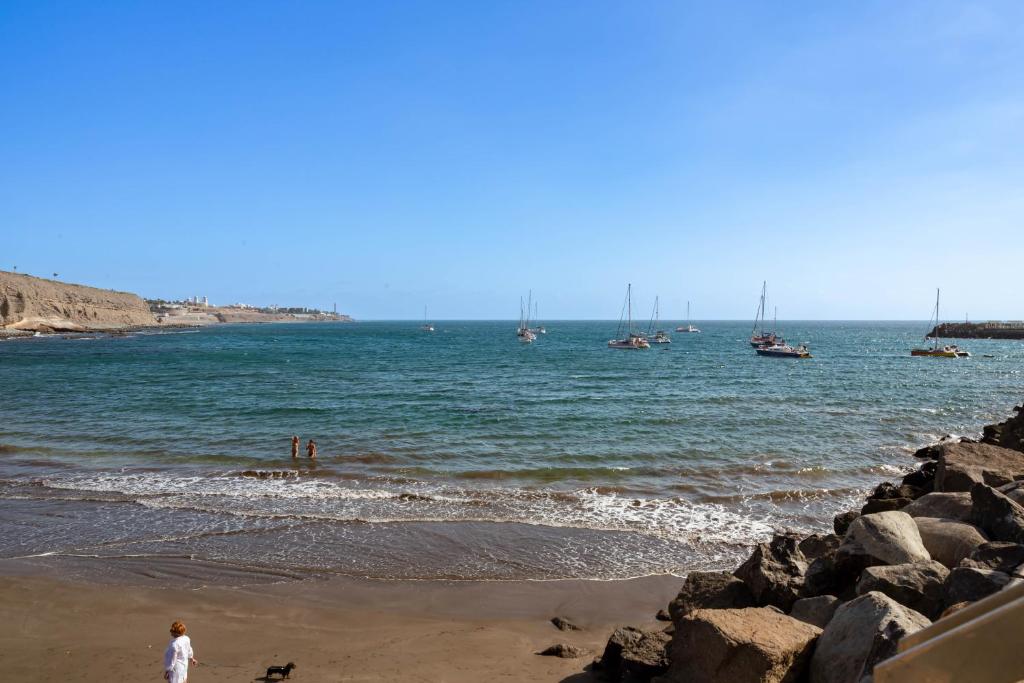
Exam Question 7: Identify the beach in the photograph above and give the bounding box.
[0,559,676,681]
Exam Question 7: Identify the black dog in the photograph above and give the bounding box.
[266,662,296,679]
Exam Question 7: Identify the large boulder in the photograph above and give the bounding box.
[998,480,1024,507]
[861,497,912,514]
[901,492,973,522]
[597,626,669,680]
[799,534,841,561]
[912,517,988,568]
[789,595,840,628]
[839,511,931,566]
[833,511,859,536]
[734,533,809,611]
[944,566,1018,605]
[935,442,1024,491]
[809,591,930,683]
[901,460,937,492]
[982,404,1024,453]
[969,484,1024,543]
[668,571,755,622]
[664,607,820,683]
[855,561,949,619]
[961,542,1024,574]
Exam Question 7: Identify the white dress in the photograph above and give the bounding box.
[163,635,193,683]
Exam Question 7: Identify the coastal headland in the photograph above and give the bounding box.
[0,270,351,336]
[2,403,1024,681]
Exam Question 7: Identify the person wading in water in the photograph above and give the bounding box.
[291,435,300,459]
[306,439,317,459]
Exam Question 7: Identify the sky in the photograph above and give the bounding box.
[1,1,1022,320]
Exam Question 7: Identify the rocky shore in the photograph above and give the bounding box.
[574,403,1024,682]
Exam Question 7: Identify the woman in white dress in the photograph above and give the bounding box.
[163,621,197,683]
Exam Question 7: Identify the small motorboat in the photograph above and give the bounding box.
[756,343,811,358]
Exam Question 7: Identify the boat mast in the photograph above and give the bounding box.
[527,290,532,329]
[686,300,690,326]
[627,284,633,335]
[934,288,941,350]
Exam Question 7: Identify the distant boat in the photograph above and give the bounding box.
[421,306,434,332]
[750,281,783,347]
[530,301,546,335]
[912,289,969,358]
[647,296,671,344]
[675,301,701,333]
[517,292,536,342]
[609,284,650,349]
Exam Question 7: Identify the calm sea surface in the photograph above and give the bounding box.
[1,321,1021,581]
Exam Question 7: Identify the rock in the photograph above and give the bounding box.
[840,511,931,566]
[969,484,1024,543]
[655,609,671,622]
[799,534,841,560]
[901,492,973,522]
[982,404,1024,453]
[790,595,840,628]
[998,480,1024,507]
[537,643,587,658]
[935,442,1024,491]
[961,542,1024,574]
[901,461,937,491]
[550,616,581,631]
[868,482,901,500]
[861,498,912,514]
[663,607,820,683]
[944,567,1017,605]
[668,571,755,622]
[939,601,971,618]
[809,592,930,683]
[598,626,669,680]
[803,555,846,599]
[912,518,988,568]
[855,561,949,619]
[734,533,809,611]
[834,511,860,536]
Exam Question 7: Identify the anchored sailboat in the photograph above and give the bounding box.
[647,296,671,344]
[750,282,783,347]
[517,292,536,342]
[675,301,701,333]
[912,289,969,358]
[420,306,434,332]
[609,284,650,349]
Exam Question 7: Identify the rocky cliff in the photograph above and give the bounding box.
[0,271,156,333]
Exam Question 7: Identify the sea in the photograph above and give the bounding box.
[1,321,1021,583]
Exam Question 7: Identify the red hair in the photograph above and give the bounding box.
[170,621,186,637]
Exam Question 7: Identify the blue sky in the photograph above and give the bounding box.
[1,1,1021,320]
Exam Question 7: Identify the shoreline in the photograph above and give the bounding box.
[3,402,1023,680]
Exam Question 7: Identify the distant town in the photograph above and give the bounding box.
[146,297,352,325]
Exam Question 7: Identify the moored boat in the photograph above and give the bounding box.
[420,306,434,332]
[647,296,671,344]
[675,301,701,333]
[756,343,811,358]
[750,282,783,347]
[609,284,650,349]
[912,289,969,358]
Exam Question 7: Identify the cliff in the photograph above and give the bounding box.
[0,271,156,333]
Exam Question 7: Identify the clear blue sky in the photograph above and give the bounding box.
[1,1,1021,320]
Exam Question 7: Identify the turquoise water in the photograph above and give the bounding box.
[1,321,1021,580]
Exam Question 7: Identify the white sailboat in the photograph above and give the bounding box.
[912,289,969,358]
[517,292,536,342]
[530,301,546,335]
[675,301,701,333]
[420,306,434,332]
[749,282,782,347]
[647,296,671,344]
[608,284,650,349]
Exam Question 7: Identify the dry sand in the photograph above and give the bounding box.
[0,559,679,682]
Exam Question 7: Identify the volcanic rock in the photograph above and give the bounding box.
[961,542,1024,574]
[597,626,669,680]
[901,492,973,522]
[969,484,1024,544]
[935,442,1024,491]
[789,595,840,628]
[809,591,930,683]
[840,511,931,566]
[944,566,1017,605]
[912,517,988,568]
[855,561,948,619]
[663,607,820,683]
[734,533,809,611]
[537,643,587,658]
[668,571,755,622]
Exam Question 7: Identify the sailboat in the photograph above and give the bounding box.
[517,293,536,342]
[675,301,701,333]
[420,306,434,332]
[755,308,811,358]
[749,281,783,347]
[647,296,671,344]
[912,289,969,358]
[530,301,546,335]
[608,284,650,349]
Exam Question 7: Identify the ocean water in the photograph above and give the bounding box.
[1,321,1021,581]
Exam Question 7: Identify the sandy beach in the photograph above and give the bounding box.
[0,558,678,682]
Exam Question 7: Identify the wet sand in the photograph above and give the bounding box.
[0,558,678,682]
